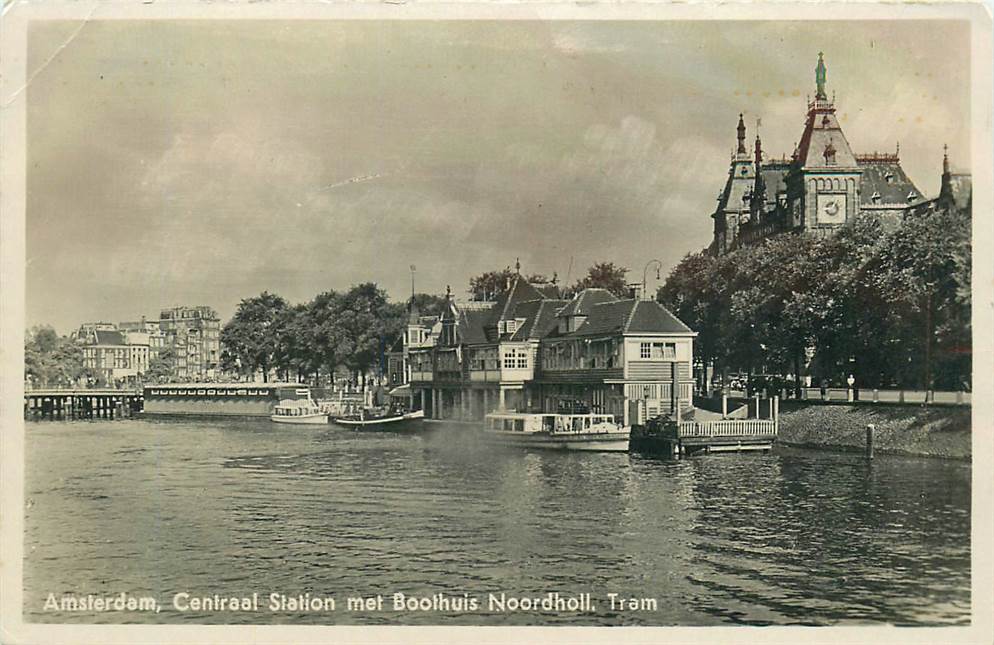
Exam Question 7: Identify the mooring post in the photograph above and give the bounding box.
[722,393,728,419]
[754,394,760,419]
[865,424,875,459]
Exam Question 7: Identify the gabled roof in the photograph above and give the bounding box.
[556,288,618,318]
[625,300,694,334]
[857,157,923,206]
[560,299,694,338]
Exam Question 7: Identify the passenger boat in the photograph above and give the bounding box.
[332,406,425,431]
[270,387,328,424]
[483,412,631,452]
[270,401,329,424]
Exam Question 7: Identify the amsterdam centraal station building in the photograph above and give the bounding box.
[710,54,971,256]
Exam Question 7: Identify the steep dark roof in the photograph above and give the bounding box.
[533,283,563,299]
[94,330,126,345]
[626,300,694,334]
[458,309,491,345]
[511,299,571,341]
[556,288,618,318]
[858,158,922,206]
[759,163,789,204]
[563,299,694,337]
[486,275,546,327]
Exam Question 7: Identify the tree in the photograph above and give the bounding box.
[335,283,402,389]
[573,262,629,298]
[220,291,289,382]
[24,326,93,387]
[410,293,449,318]
[147,347,178,382]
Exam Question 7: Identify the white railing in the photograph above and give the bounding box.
[677,420,777,438]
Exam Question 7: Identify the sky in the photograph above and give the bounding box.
[26,20,971,334]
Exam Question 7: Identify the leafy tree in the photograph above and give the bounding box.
[573,262,629,298]
[410,293,449,317]
[334,283,402,389]
[147,346,177,382]
[220,291,289,382]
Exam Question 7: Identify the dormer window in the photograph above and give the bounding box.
[821,115,831,127]
[505,319,518,334]
[740,167,748,176]
[885,173,895,184]
[871,191,882,204]
[907,190,918,202]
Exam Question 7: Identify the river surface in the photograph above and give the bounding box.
[23,418,970,626]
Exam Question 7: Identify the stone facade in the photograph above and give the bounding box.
[710,53,966,256]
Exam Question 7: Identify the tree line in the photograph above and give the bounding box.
[657,207,971,394]
[221,262,633,386]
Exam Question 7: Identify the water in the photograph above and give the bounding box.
[23,418,970,626]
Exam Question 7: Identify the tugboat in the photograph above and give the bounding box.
[332,403,425,431]
[482,411,630,452]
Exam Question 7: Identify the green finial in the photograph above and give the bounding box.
[815,52,827,100]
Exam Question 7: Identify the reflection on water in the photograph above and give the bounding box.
[24,418,969,625]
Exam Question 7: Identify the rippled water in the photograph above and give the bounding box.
[23,418,970,625]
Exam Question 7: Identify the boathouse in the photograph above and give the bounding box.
[407,273,696,425]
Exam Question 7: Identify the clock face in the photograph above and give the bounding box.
[816,193,847,225]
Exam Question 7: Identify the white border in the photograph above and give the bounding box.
[1,3,991,644]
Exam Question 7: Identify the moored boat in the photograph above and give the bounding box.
[270,402,328,424]
[270,388,328,424]
[332,406,425,431]
[483,412,631,452]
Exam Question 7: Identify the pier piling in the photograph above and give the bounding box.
[865,424,875,459]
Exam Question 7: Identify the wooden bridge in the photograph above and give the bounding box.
[24,389,143,420]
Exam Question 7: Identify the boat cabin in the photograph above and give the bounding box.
[485,412,619,435]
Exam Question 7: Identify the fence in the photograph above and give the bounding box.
[677,419,778,438]
[721,387,970,406]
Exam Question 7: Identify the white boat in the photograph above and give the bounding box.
[483,412,631,452]
[333,408,425,430]
[270,398,329,425]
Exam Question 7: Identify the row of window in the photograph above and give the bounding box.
[410,341,679,374]
[640,342,677,360]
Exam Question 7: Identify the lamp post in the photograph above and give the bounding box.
[642,259,663,301]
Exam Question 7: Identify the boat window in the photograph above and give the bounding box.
[543,416,555,431]
[237,389,247,395]
[513,419,525,432]
[573,418,583,432]
[197,390,206,395]
[585,418,591,429]
[207,389,216,395]
[248,389,257,395]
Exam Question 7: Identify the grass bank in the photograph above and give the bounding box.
[776,402,971,460]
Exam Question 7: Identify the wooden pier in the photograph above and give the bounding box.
[674,419,777,455]
[24,389,143,421]
[631,397,779,457]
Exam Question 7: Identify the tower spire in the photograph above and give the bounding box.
[943,144,950,174]
[815,52,827,101]
[736,113,747,155]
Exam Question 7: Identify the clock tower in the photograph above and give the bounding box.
[785,53,862,235]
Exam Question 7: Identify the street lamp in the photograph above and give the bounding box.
[643,259,663,301]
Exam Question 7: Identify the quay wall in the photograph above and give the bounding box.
[776,401,971,460]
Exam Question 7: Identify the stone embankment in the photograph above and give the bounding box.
[776,402,971,460]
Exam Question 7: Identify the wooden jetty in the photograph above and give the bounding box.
[630,396,779,457]
[24,389,143,421]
